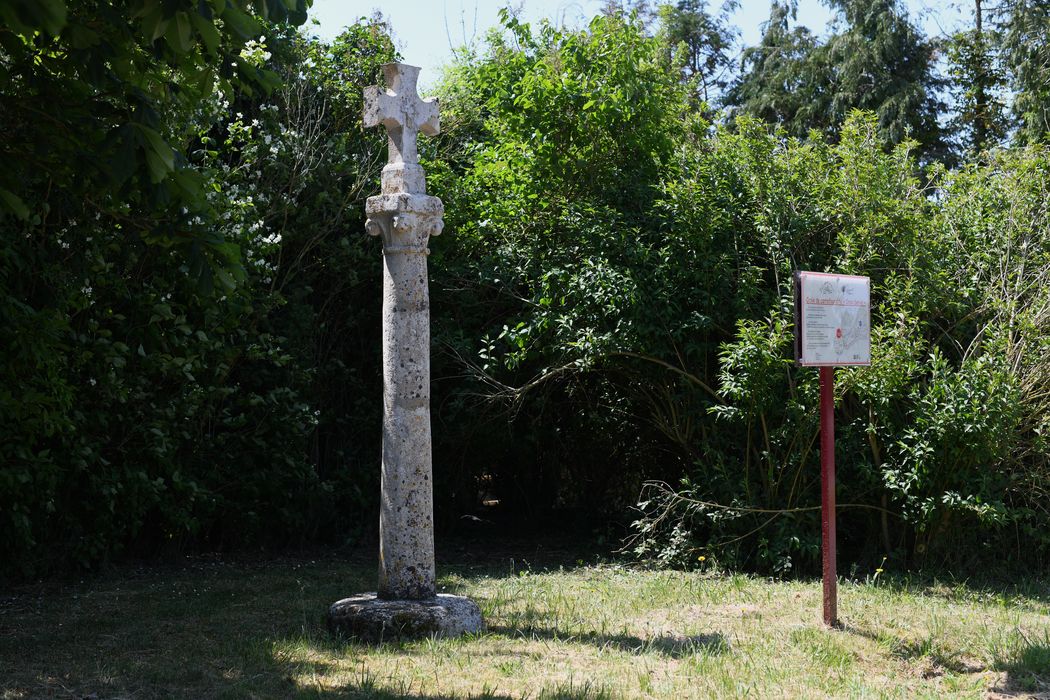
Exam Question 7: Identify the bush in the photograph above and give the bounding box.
[431,12,1050,572]
[0,16,396,578]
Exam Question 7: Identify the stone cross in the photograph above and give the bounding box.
[328,63,481,641]
[363,63,439,168]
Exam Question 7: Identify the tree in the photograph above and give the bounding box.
[0,0,323,577]
[600,0,657,26]
[429,11,694,519]
[728,0,945,161]
[658,0,739,104]
[947,0,1008,155]
[997,0,1050,143]
[824,0,946,158]
[726,1,828,137]
[0,0,309,272]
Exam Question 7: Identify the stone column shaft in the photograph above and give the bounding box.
[366,191,443,600]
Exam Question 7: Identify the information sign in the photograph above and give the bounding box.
[794,270,872,627]
[795,271,871,367]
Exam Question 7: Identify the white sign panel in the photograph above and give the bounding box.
[795,271,871,366]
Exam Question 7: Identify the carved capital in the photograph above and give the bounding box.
[365,193,444,256]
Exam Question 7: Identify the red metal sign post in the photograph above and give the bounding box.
[819,366,837,627]
[796,271,870,628]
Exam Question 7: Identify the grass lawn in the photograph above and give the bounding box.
[1,545,1048,699]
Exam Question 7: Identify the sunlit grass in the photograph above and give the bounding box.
[1,554,1047,698]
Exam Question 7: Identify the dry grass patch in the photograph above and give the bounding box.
[1,555,1048,698]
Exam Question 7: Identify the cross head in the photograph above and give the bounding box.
[364,63,440,166]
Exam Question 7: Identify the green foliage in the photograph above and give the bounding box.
[728,0,946,162]
[946,2,1008,155]
[998,0,1050,143]
[0,11,396,577]
[625,120,1050,572]
[726,2,825,139]
[427,12,701,516]
[824,0,945,156]
[433,8,1050,572]
[0,0,309,270]
[657,0,739,104]
[3,1,1050,581]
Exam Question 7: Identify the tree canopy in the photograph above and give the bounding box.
[729,0,945,160]
[2,2,1049,580]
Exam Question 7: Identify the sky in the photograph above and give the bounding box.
[305,0,968,89]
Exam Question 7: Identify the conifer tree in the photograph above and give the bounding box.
[947,0,1008,154]
[729,0,945,160]
[726,2,827,136]
[824,0,945,157]
[998,0,1050,143]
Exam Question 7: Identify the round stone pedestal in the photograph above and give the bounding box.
[327,593,482,643]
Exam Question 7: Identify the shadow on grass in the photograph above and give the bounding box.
[274,636,616,698]
[271,680,612,700]
[856,572,1050,609]
[280,681,515,699]
[322,680,614,699]
[991,639,1050,696]
[842,622,985,677]
[842,621,1050,694]
[15,551,1048,699]
[487,623,730,658]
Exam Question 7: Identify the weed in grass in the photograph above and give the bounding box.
[472,683,510,699]
[637,667,653,694]
[994,629,1050,692]
[495,658,523,676]
[790,627,854,670]
[352,665,380,694]
[536,678,611,699]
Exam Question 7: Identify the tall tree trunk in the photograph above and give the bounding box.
[973,0,991,152]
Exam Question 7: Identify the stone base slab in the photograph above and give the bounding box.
[327,593,483,643]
